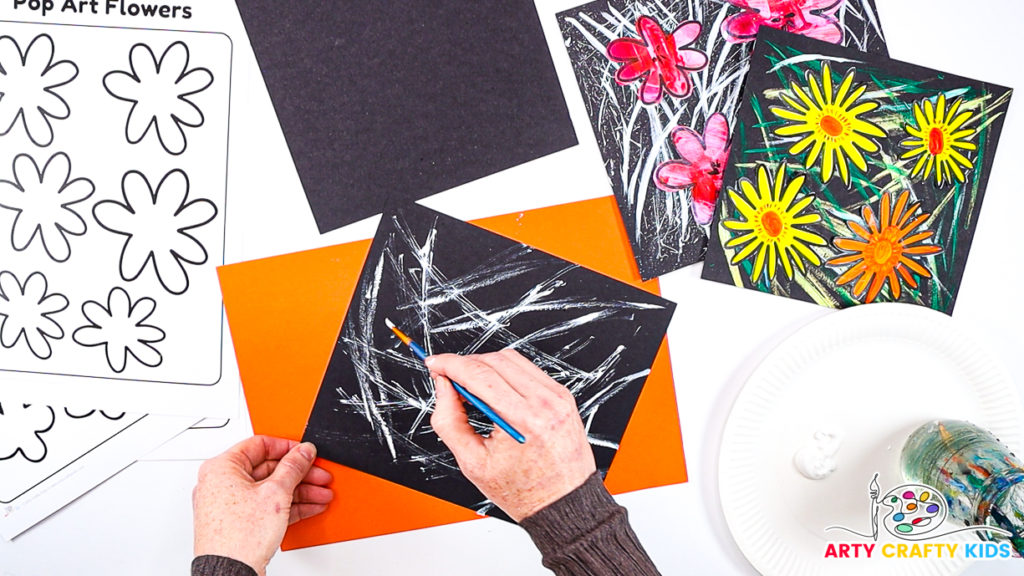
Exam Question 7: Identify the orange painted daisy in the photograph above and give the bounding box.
[827,190,942,303]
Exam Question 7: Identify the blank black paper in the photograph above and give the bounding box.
[235,0,578,233]
[302,203,675,519]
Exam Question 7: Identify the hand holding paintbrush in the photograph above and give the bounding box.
[386,318,526,443]
[385,318,596,520]
[427,349,598,522]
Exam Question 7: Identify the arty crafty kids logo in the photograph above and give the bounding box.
[823,474,1014,560]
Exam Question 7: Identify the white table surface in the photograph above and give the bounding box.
[2,0,1022,574]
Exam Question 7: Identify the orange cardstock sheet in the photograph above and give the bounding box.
[217,196,687,550]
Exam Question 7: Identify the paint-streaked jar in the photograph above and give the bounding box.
[901,420,1024,555]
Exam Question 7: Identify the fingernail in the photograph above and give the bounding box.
[425,356,436,367]
[433,375,446,395]
[298,442,316,461]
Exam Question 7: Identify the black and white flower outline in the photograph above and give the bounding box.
[72,286,165,373]
[0,152,95,262]
[64,407,126,420]
[0,34,79,147]
[102,41,213,155]
[0,270,68,360]
[93,169,217,295]
[0,403,55,463]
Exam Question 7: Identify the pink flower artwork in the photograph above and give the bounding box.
[606,16,709,105]
[654,113,731,226]
[722,0,845,44]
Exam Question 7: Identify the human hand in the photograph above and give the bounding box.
[427,349,596,522]
[192,436,334,575]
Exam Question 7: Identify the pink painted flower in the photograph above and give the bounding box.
[722,0,844,44]
[654,113,731,226]
[607,16,709,105]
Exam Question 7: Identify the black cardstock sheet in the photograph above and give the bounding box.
[302,203,676,519]
[234,0,578,233]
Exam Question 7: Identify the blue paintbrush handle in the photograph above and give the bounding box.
[410,342,527,444]
[448,381,527,444]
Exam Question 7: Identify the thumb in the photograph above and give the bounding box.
[267,442,316,493]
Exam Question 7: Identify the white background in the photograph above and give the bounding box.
[1,0,1022,574]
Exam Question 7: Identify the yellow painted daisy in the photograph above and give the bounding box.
[899,94,977,186]
[723,164,827,282]
[770,63,886,186]
[827,190,942,303]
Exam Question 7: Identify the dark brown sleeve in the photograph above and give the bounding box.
[191,555,257,576]
[519,472,661,576]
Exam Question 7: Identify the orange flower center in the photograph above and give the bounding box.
[761,210,784,238]
[873,239,893,264]
[869,233,903,268]
[928,127,945,156]
[820,114,844,137]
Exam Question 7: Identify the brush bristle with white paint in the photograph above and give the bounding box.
[384,318,396,330]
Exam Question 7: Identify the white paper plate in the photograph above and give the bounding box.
[719,303,1024,576]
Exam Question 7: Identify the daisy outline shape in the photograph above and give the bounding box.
[0,403,55,463]
[0,33,79,147]
[64,408,126,420]
[770,63,886,186]
[0,151,95,263]
[93,168,218,296]
[0,270,68,360]
[827,190,942,303]
[722,163,827,282]
[72,286,165,373]
[102,41,213,155]
[899,94,977,187]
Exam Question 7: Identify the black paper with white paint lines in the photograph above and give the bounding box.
[303,203,675,519]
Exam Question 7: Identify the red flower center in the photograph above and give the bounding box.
[772,12,798,27]
[928,127,945,156]
[761,210,784,238]
[820,115,844,137]
[767,2,807,31]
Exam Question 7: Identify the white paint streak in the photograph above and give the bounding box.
[334,210,664,500]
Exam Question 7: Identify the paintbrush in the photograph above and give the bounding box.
[385,318,527,444]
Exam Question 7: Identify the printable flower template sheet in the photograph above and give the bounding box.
[0,400,194,539]
[0,22,234,415]
[557,0,888,279]
[702,28,1011,312]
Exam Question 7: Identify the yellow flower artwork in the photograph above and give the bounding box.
[723,164,827,283]
[771,63,886,186]
[899,94,977,186]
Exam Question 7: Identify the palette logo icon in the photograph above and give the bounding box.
[826,474,1010,542]
[873,477,946,540]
